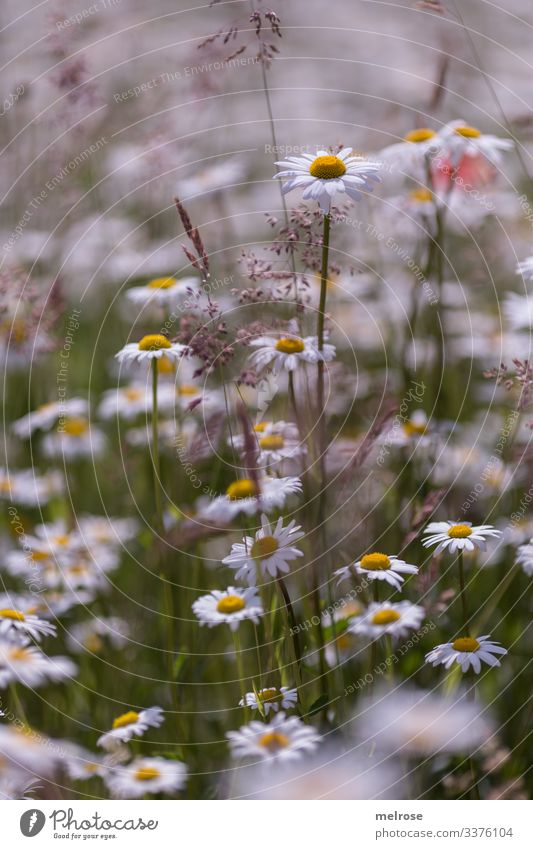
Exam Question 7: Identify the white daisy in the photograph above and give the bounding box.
[378,127,440,177]
[63,745,107,781]
[97,707,164,750]
[349,601,425,641]
[77,515,139,546]
[41,418,107,460]
[229,421,305,469]
[105,757,187,798]
[125,275,199,306]
[422,521,501,554]
[0,609,56,643]
[222,514,304,583]
[192,586,263,631]
[357,687,492,756]
[200,475,302,522]
[66,617,129,654]
[274,148,380,214]
[98,383,152,419]
[335,552,418,591]
[240,686,298,715]
[425,635,508,674]
[11,398,88,438]
[227,712,320,762]
[516,252,533,281]
[0,468,64,507]
[231,744,401,800]
[0,642,77,688]
[249,334,335,373]
[516,540,533,576]
[115,334,187,364]
[435,120,513,168]
[503,292,533,331]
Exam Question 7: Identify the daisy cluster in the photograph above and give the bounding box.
[0,37,529,803]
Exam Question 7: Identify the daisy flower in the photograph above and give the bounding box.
[422,521,501,554]
[97,707,164,750]
[378,127,439,177]
[274,148,380,214]
[357,687,492,756]
[425,635,508,674]
[77,515,139,546]
[0,642,77,688]
[115,334,187,365]
[227,712,321,762]
[11,398,88,438]
[335,552,418,591]
[249,334,335,373]
[503,292,533,331]
[0,609,57,643]
[435,120,513,168]
[41,418,107,460]
[516,540,533,576]
[98,383,152,420]
[0,468,64,507]
[516,252,533,281]
[105,757,187,798]
[125,275,199,306]
[201,475,302,522]
[349,601,425,641]
[324,629,360,667]
[222,514,304,583]
[193,586,263,631]
[231,744,401,800]
[240,686,298,715]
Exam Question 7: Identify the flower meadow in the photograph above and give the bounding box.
[0,0,532,803]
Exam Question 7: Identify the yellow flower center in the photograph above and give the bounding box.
[409,188,433,204]
[340,601,363,620]
[31,549,49,562]
[9,647,31,661]
[226,479,258,500]
[157,356,175,374]
[404,128,436,143]
[251,535,279,559]
[259,731,290,752]
[452,637,480,652]
[0,609,26,621]
[336,632,355,651]
[63,418,89,437]
[138,334,171,351]
[259,435,285,451]
[147,277,176,290]
[454,125,481,138]
[11,319,27,344]
[124,388,143,401]
[254,422,269,433]
[275,337,305,355]
[84,634,104,653]
[178,384,199,396]
[134,766,161,781]
[112,710,140,729]
[0,480,11,492]
[216,595,246,614]
[360,552,391,571]
[447,524,473,539]
[403,420,426,436]
[54,534,70,546]
[258,688,283,704]
[309,154,347,179]
[371,609,401,626]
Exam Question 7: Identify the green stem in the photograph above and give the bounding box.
[277,577,303,688]
[151,358,163,529]
[233,630,247,722]
[457,551,470,637]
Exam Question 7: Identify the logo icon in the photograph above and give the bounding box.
[20,809,46,837]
